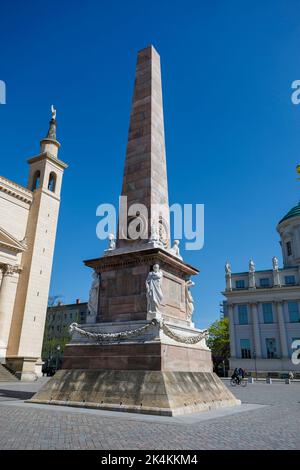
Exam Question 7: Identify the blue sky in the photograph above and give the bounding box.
[1,0,300,328]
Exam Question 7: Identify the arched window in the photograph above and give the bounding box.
[32,170,41,191]
[48,172,56,192]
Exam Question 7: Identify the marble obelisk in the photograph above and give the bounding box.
[30,46,240,416]
[118,45,170,248]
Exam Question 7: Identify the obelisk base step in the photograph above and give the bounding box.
[28,369,240,416]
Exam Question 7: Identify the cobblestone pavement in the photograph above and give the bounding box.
[0,378,299,449]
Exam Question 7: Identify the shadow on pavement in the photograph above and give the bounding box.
[0,389,35,400]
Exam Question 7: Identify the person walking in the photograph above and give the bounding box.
[288,371,294,381]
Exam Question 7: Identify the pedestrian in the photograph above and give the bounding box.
[288,371,294,381]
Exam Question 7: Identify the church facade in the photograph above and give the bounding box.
[0,109,67,380]
[223,203,300,377]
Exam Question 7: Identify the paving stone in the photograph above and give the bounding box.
[0,379,299,449]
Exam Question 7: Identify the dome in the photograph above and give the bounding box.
[278,202,300,225]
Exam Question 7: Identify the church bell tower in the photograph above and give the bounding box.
[6,107,68,380]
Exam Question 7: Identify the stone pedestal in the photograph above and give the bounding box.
[30,248,240,414]
[29,369,239,416]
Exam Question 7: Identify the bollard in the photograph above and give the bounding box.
[266,377,272,384]
[285,379,291,384]
[248,377,254,384]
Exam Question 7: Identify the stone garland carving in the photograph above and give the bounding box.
[161,321,208,344]
[70,318,208,345]
[70,319,157,343]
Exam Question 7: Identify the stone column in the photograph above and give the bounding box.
[275,301,289,358]
[251,302,262,357]
[0,264,19,361]
[228,303,236,358]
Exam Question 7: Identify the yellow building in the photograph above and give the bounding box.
[0,108,67,380]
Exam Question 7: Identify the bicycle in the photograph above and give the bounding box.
[230,376,247,387]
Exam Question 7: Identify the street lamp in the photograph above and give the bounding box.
[56,345,61,371]
[253,350,257,381]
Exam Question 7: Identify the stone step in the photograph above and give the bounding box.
[0,363,18,382]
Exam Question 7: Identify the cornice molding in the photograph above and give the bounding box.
[0,175,32,204]
[27,151,68,170]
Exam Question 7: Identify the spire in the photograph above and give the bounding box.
[40,105,60,158]
[118,45,170,249]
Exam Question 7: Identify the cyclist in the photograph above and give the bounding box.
[231,367,240,384]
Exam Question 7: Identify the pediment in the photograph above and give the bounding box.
[0,226,26,253]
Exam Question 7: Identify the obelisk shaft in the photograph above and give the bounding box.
[118,45,170,248]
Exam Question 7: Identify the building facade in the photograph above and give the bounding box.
[0,108,67,380]
[42,300,88,365]
[223,202,300,377]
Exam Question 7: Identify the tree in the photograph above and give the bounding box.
[41,324,71,367]
[207,317,230,374]
[48,295,64,307]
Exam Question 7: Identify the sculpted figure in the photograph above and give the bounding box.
[51,104,56,120]
[248,259,256,288]
[88,271,100,318]
[272,256,279,271]
[249,259,255,273]
[225,261,231,275]
[185,279,195,321]
[146,264,163,314]
[225,261,232,290]
[149,223,159,243]
[107,233,116,250]
[170,240,182,260]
